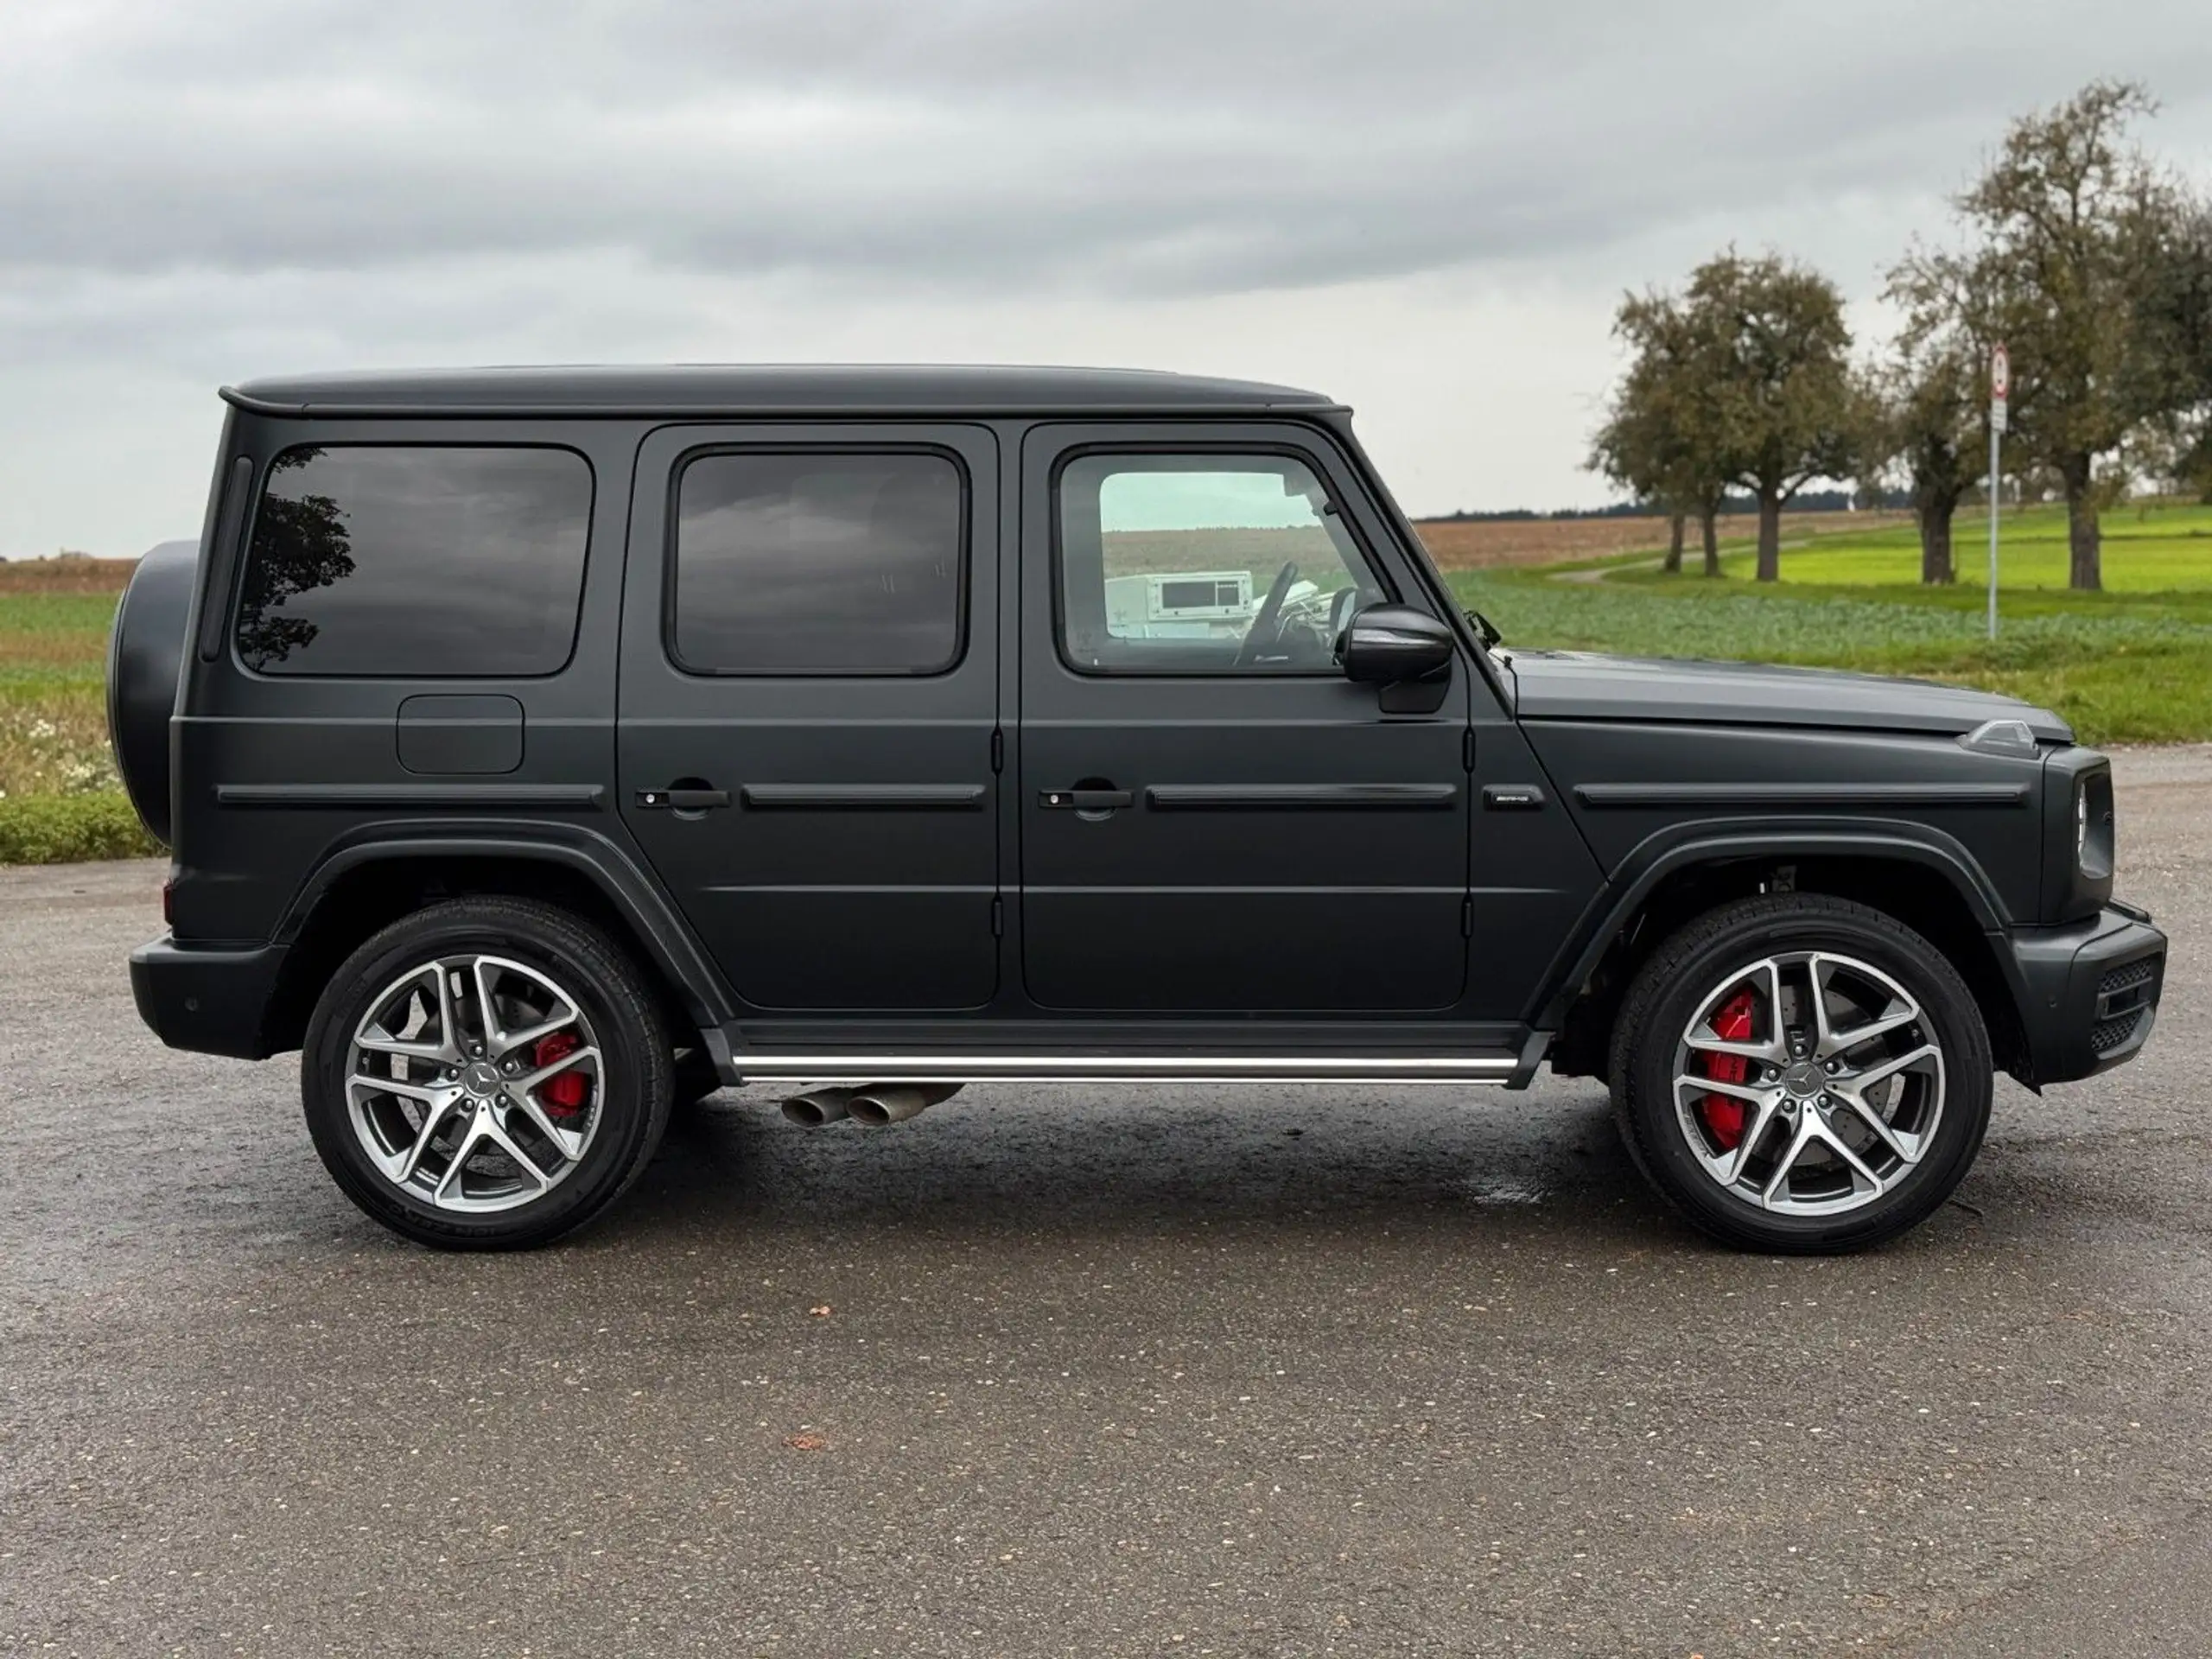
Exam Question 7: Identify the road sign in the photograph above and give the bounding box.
[1987,343,2005,641]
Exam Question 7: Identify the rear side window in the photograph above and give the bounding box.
[671,451,965,675]
[234,446,592,677]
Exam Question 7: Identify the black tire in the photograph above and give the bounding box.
[1609,894,1993,1254]
[302,897,674,1250]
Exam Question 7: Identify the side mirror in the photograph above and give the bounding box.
[1338,604,1453,686]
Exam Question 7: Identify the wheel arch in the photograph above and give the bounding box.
[1538,827,2034,1090]
[264,827,734,1058]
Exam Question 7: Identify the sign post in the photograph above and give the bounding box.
[1987,343,2008,641]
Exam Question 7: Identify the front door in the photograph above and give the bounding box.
[618,423,1000,1011]
[1017,425,1470,1014]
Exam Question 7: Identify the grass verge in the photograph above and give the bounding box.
[0,790,160,866]
[0,581,154,862]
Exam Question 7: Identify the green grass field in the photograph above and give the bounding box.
[1455,500,2212,747]
[1684,499,2212,592]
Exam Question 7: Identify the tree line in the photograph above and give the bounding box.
[1591,80,2212,590]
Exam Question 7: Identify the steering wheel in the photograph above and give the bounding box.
[1235,561,1300,669]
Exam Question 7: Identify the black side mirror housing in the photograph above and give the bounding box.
[1339,604,1453,683]
[1338,604,1455,714]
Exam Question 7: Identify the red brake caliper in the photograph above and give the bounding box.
[1699,991,1757,1151]
[533,1031,589,1120]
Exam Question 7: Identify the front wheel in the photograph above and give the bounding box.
[302,898,674,1249]
[1609,894,1993,1254]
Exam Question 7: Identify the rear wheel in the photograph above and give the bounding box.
[302,898,673,1249]
[1610,894,1993,1253]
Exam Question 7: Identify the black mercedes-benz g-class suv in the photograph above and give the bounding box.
[109,365,2165,1254]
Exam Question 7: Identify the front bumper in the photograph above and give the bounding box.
[129,934,289,1061]
[2005,903,2166,1085]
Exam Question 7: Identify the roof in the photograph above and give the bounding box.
[220,364,1340,418]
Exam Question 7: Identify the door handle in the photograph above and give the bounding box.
[636,787,732,810]
[1039,788,1133,811]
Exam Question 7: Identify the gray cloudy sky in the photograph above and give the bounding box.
[4,0,2209,556]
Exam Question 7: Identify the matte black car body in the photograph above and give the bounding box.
[118,365,2163,1148]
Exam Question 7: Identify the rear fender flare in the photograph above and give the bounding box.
[275,820,735,1027]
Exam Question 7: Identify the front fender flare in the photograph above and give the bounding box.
[1525,819,2024,1032]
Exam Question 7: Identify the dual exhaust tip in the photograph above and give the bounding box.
[781,1082,963,1128]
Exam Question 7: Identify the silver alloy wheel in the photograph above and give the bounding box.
[346,953,605,1214]
[1671,950,1946,1217]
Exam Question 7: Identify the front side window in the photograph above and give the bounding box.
[1057,453,1388,674]
[671,451,965,675]
[234,446,592,677]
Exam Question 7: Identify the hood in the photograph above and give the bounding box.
[1503,651,2073,743]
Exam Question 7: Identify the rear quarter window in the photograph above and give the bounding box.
[233,445,593,677]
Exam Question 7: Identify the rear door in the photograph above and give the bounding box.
[617,423,1000,1012]
[1017,423,1471,1014]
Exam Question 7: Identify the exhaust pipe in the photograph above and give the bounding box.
[780,1087,855,1127]
[846,1082,963,1128]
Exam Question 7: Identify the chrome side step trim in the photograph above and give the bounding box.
[717,1052,1521,1085]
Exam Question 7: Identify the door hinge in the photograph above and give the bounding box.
[1460,896,1473,938]
[990,729,1004,774]
[1462,728,1477,772]
[991,896,1004,937]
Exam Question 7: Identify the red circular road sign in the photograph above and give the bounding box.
[1992,343,2011,400]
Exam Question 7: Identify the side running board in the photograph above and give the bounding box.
[697,1035,1548,1090]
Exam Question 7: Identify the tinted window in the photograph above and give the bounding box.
[672,452,963,675]
[1057,454,1388,674]
[234,446,591,677]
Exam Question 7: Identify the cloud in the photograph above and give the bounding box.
[2,0,2209,551]
[11,0,2205,294]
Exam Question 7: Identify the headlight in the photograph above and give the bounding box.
[2042,750,2114,919]
[2075,772,2114,880]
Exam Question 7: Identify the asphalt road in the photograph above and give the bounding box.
[3,749,2208,1658]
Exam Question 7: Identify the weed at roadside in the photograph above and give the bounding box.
[0,791,159,865]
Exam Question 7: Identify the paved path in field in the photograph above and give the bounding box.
[1548,538,1818,583]
[1551,558,1657,582]
[3,748,2208,1656]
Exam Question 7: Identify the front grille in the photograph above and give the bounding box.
[2091,1009,2145,1056]
[2100,959,2156,997]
